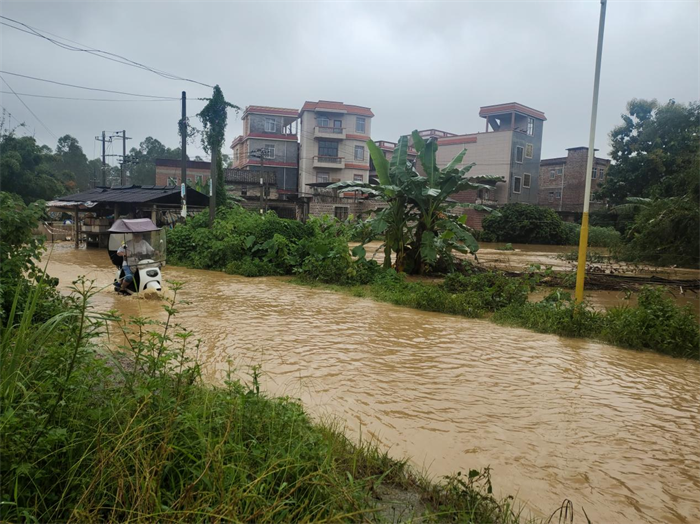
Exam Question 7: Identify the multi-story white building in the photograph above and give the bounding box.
[297,101,374,195]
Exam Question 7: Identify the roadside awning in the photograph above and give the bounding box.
[45,200,98,209]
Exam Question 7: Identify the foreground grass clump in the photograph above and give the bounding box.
[493,288,700,359]
[1,279,533,523]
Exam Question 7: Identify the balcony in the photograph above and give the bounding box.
[313,156,345,169]
[314,126,346,140]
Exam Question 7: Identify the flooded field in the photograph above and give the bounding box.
[45,244,700,524]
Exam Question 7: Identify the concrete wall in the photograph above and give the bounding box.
[437,131,513,204]
[538,148,610,212]
[299,110,372,193]
[508,119,543,205]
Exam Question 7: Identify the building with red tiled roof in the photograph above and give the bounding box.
[297,100,374,193]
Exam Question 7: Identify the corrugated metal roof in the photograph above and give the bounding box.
[56,186,180,204]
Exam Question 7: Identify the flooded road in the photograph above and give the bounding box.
[45,244,700,524]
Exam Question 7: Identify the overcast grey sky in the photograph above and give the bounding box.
[1,0,698,169]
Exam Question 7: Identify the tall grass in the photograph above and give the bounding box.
[1,278,541,523]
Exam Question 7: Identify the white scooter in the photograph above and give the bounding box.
[108,218,166,294]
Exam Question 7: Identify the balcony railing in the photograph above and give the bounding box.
[313,156,345,169]
[314,126,346,139]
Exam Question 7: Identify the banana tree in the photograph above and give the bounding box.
[330,131,502,274]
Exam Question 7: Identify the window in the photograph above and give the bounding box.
[591,168,598,179]
[515,146,524,163]
[356,117,366,134]
[263,144,275,159]
[318,116,329,127]
[525,144,534,158]
[556,167,564,176]
[354,145,364,161]
[527,117,535,136]
[353,173,364,182]
[478,188,489,200]
[316,172,330,183]
[334,206,349,221]
[548,191,554,202]
[233,149,239,163]
[513,176,522,193]
[549,169,556,179]
[333,119,342,129]
[318,140,338,157]
[523,173,531,188]
[264,117,277,133]
[598,168,605,178]
[556,190,562,198]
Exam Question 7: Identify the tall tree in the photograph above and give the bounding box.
[198,85,239,209]
[128,137,182,185]
[0,133,68,203]
[53,135,91,191]
[598,99,700,205]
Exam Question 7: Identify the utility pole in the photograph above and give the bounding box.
[180,91,187,186]
[111,130,131,186]
[209,148,217,225]
[575,0,607,303]
[95,131,111,186]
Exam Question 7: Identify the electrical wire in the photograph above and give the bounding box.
[0,70,180,99]
[0,105,29,135]
[0,75,56,140]
[0,90,178,102]
[0,16,213,89]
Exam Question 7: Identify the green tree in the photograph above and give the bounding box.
[331,133,498,274]
[53,135,91,190]
[198,86,239,210]
[482,204,570,245]
[598,99,700,205]
[0,133,67,203]
[128,136,182,186]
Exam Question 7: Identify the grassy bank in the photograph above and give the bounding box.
[1,279,542,523]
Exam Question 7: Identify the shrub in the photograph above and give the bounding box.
[492,291,600,338]
[482,204,569,245]
[442,271,531,311]
[601,287,700,358]
[562,222,621,248]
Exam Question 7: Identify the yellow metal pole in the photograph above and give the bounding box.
[575,0,607,303]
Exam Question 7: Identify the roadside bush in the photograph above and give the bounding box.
[225,257,283,277]
[442,271,532,311]
[482,204,569,245]
[0,191,64,322]
[618,198,700,268]
[562,222,621,248]
[492,291,600,338]
[601,287,700,358]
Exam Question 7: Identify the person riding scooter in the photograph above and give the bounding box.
[116,233,155,292]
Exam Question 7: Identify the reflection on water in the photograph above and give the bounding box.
[45,244,700,524]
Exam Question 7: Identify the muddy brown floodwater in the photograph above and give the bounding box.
[45,244,700,524]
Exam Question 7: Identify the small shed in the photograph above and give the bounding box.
[47,185,209,248]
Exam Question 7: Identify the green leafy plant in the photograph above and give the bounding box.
[331,133,501,274]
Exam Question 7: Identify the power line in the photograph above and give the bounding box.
[0,90,178,102]
[0,75,56,140]
[0,16,214,89]
[0,70,180,99]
